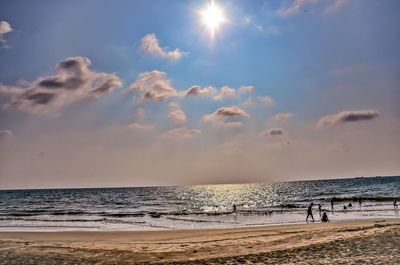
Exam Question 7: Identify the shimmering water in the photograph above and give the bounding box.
[0,176,399,231]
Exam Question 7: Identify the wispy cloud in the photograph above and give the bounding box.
[272,112,293,122]
[257,96,274,106]
[0,130,13,141]
[324,0,347,15]
[168,102,187,125]
[163,127,202,140]
[317,110,379,128]
[0,57,122,114]
[127,122,155,130]
[141,33,188,61]
[278,0,319,17]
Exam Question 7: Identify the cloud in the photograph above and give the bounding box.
[260,128,286,137]
[135,108,147,119]
[272,112,292,122]
[324,0,347,15]
[127,122,154,130]
[140,33,188,61]
[316,110,379,128]
[203,106,250,127]
[163,127,202,140]
[182,85,217,97]
[238,86,254,94]
[257,96,274,106]
[243,98,253,108]
[278,0,319,17]
[128,70,177,103]
[0,130,13,141]
[168,103,186,124]
[0,20,12,47]
[0,57,122,114]
[213,86,236,100]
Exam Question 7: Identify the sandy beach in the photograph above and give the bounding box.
[0,218,399,264]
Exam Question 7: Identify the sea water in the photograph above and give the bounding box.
[0,176,399,231]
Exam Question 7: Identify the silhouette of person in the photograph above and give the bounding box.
[318,204,322,216]
[233,204,237,213]
[321,212,329,222]
[348,202,352,207]
[343,205,347,211]
[331,198,334,210]
[394,200,398,209]
[306,203,314,222]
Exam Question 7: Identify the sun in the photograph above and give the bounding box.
[200,0,226,38]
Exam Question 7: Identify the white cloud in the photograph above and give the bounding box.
[168,103,187,124]
[128,70,177,103]
[0,20,12,46]
[0,57,122,114]
[203,106,250,127]
[140,33,188,61]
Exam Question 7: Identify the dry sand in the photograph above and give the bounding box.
[0,218,399,264]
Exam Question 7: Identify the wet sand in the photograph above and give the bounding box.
[0,218,399,264]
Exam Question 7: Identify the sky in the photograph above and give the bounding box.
[0,0,399,189]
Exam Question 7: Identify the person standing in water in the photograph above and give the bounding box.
[306,203,314,222]
[331,198,334,211]
[394,200,398,209]
[318,204,322,216]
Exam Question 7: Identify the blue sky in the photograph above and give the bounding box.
[0,0,399,188]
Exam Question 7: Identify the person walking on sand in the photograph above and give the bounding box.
[321,211,329,222]
[306,203,314,222]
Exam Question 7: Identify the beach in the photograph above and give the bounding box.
[1,218,399,264]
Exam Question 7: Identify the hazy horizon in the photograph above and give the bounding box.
[1,0,399,189]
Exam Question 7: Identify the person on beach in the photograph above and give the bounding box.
[318,204,322,216]
[348,202,352,207]
[343,205,347,211]
[331,198,334,210]
[306,203,314,222]
[233,204,237,213]
[321,212,329,222]
[394,201,398,209]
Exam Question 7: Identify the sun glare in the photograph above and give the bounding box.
[201,1,226,38]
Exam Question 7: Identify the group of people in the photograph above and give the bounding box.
[306,203,329,223]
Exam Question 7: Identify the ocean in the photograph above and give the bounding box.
[0,176,399,231]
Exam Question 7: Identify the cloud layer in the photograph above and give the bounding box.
[0,20,13,46]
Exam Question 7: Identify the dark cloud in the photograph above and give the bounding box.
[261,128,286,137]
[317,110,379,128]
[0,56,122,114]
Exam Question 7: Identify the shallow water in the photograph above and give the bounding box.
[0,176,399,231]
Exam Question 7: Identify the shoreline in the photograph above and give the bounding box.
[1,218,399,264]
